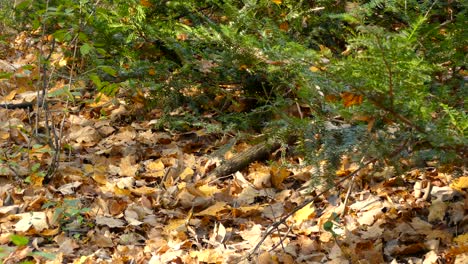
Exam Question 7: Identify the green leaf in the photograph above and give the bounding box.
[323,221,333,232]
[30,251,57,260]
[80,43,93,56]
[42,201,56,209]
[0,72,13,79]
[53,29,71,42]
[99,66,117,77]
[15,0,32,10]
[89,74,102,89]
[31,163,41,172]
[10,235,29,246]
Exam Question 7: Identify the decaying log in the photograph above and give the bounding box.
[206,140,281,181]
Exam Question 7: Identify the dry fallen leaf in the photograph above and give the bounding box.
[14,212,48,232]
[292,202,316,225]
[194,202,228,217]
[450,176,468,191]
[95,216,126,228]
[428,199,448,223]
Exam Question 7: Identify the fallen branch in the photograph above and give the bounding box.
[0,102,33,110]
[206,139,282,182]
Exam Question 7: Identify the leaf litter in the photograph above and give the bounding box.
[0,33,467,264]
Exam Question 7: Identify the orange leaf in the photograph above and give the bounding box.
[30,172,44,187]
[353,114,376,132]
[325,94,340,102]
[176,33,188,41]
[140,0,152,7]
[279,22,289,31]
[180,18,192,26]
[239,64,248,71]
[341,92,363,107]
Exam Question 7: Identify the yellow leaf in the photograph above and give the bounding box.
[0,131,9,140]
[179,167,194,180]
[144,160,165,178]
[197,184,221,196]
[336,169,351,177]
[3,90,16,101]
[239,64,249,71]
[112,184,132,196]
[293,203,316,224]
[189,249,224,263]
[89,93,111,107]
[309,66,320,72]
[272,0,282,4]
[146,159,165,171]
[58,56,67,67]
[92,169,108,185]
[341,46,352,56]
[163,219,187,235]
[454,233,468,245]
[131,186,157,195]
[195,202,228,217]
[180,18,192,26]
[236,204,263,215]
[450,176,468,191]
[319,45,331,53]
[30,172,44,187]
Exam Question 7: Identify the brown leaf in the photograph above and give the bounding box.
[270,165,290,189]
[119,156,138,177]
[109,199,127,215]
[95,216,126,228]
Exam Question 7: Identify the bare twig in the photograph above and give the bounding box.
[248,158,376,258]
[248,138,411,258]
[340,172,356,218]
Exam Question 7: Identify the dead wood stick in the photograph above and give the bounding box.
[206,140,281,181]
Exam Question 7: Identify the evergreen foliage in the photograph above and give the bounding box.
[2,0,465,180]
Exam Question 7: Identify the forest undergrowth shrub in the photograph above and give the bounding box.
[3,0,465,186]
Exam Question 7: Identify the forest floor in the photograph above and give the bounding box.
[0,32,467,264]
